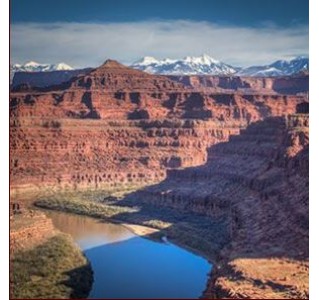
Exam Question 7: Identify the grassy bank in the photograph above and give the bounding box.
[11,234,93,299]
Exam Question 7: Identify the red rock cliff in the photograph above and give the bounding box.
[10,61,307,192]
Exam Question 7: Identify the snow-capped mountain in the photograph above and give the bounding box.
[131,55,308,77]
[10,61,74,82]
[11,61,73,73]
[131,54,238,75]
[10,56,309,86]
[237,56,309,77]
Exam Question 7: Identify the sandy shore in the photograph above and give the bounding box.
[121,222,160,237]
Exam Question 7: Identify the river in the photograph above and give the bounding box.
[45,211,212,299]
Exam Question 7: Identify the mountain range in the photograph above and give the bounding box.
[130,54,239,75]
[11,61,73,72]
[11,55,308,79]
[10,61,73,82]
[131,55,308,76]
[235,56,309,77]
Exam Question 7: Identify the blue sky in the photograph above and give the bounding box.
[10,0,309,67]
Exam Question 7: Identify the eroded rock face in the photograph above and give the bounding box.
[127,115,308,298]
[10,61,306,192]
[125,116,308,241]
[10,210,56,252]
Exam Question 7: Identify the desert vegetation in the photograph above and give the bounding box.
[11,234,93,299]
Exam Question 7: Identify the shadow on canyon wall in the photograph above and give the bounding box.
[99,115,308,298]
[29,116,308,299]
[105,116,308,263]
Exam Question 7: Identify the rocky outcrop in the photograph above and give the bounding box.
[10,210,56,252]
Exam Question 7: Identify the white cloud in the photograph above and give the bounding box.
[10,20,308,68]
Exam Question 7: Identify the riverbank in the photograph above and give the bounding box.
[34,190,228,263]
[13,186,224,263]
[13,187,228,298]
[11,233,93,299]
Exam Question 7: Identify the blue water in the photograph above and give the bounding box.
[47,211,212,299]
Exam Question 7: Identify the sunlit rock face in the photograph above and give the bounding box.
[10,60,307,191]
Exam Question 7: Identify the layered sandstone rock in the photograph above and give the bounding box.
[10,61,307,192]
[10,210,56,252]
[121,115,308,298]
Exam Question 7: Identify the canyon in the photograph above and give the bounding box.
[10,59,309,298]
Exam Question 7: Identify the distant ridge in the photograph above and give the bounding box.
[11,55,309,82]
[131,54,238,75]
[131,54,308,77]
[10,61,74,82]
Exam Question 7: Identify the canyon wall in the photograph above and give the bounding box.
[124,114,308,298]
[10,60,307,192]
[123,114,308,248]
